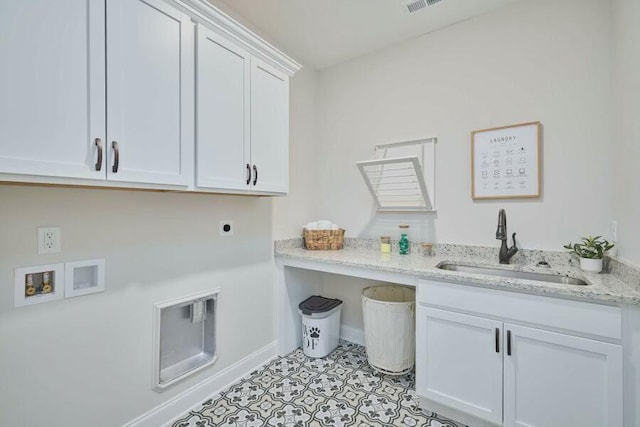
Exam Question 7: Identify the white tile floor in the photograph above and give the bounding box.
[171,341,465,426]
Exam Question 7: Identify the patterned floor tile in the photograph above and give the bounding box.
[221,408,263,427]
[356,393,400,425]
[302,356,336,374]
[268,358,303,377]
[170,341,465,427]
[266,403,312,426]
[335,349,369,370]
[247,394,285,418]
[267,377,306,403]
[346,369,382,392]
[224,382,266,407]
[289,365,321,385]
[308,372,345,398]
[171,411,211,427]
[312,398,356,426]
[326,363,356,381]
[199,399,242,425]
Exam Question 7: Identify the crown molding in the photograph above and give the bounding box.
[174,0,302,76]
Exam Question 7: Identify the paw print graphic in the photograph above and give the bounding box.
[310,327,320,339]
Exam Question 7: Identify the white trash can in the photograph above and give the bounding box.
[362,284,415,375]
[298,296,343,358]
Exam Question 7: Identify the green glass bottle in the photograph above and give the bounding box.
[399,225,410,255]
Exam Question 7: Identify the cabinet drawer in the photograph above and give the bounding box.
[418,279,622,340]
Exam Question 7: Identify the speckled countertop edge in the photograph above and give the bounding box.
[274,238,640,306]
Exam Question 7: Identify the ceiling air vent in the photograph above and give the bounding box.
[404,0,443,13]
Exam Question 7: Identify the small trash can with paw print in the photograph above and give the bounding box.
[298,295,343,358]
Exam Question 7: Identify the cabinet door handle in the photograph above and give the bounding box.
[495,328,500,353]
[94,138,103,171]
[252,165,258,186]
[246,163,251,185]
[112,141,120,173]
[507,330,512,356]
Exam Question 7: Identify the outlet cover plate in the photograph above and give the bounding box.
[219,221,234,237]
[38,227,61,254]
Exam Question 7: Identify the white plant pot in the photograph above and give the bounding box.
[580,257,603,273]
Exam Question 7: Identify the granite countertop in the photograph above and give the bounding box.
[275,239,640,306]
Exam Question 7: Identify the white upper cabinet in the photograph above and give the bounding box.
[0,0,106,180]
[0,0,299,192]
[195,25,251,191]
[250,58,289,194]
[196,39,291,194]
[106,0,194,186]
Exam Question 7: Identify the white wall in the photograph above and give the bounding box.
[273,66,320,239]
[0,2,318,425]
[612,0,640,266]
[315,0,614,251]
[0,186,275,427]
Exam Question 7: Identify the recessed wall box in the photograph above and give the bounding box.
[64,259,105,298]
[153,289,220,391]
[14,263,64,307]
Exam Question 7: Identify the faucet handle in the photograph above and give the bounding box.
[511,233,518,249]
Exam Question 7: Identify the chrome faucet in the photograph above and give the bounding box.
[496,209,518,264]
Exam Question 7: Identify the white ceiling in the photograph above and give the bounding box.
[212,0,522,69]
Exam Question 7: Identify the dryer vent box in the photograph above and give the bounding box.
[153,289,219,390]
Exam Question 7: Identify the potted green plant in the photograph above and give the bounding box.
[563,236,614,273]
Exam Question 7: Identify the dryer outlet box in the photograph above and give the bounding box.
[219,221,234,237]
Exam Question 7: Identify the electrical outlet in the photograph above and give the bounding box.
[611,220,618,242]
[219,221,234,237]
[37,227,61,254]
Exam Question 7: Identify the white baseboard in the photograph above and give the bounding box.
[340,325,365,346]
[123,341,277,427]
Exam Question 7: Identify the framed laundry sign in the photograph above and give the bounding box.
[471,121,541,200]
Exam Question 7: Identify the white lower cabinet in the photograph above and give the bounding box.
[417,308,503,425]
[503,324,623,427]
[416,280,624,427]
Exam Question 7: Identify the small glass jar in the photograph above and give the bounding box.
[422,243,433,257]
[380,236,391,254]
[399,225,410,255]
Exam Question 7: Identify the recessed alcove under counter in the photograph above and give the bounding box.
[275,238,640,426]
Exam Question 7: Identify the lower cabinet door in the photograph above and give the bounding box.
[503,324,623,427]
[417,307,504,425]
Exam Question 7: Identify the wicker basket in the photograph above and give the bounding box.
[303,229,345,250]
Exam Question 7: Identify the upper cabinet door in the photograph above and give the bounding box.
[0,0,106,180]
[106,0,194,186]
[196,26,250,191]
[503,324,623,427]
[250,58,289,194]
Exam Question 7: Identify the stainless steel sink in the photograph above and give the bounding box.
[437,263,588,286]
